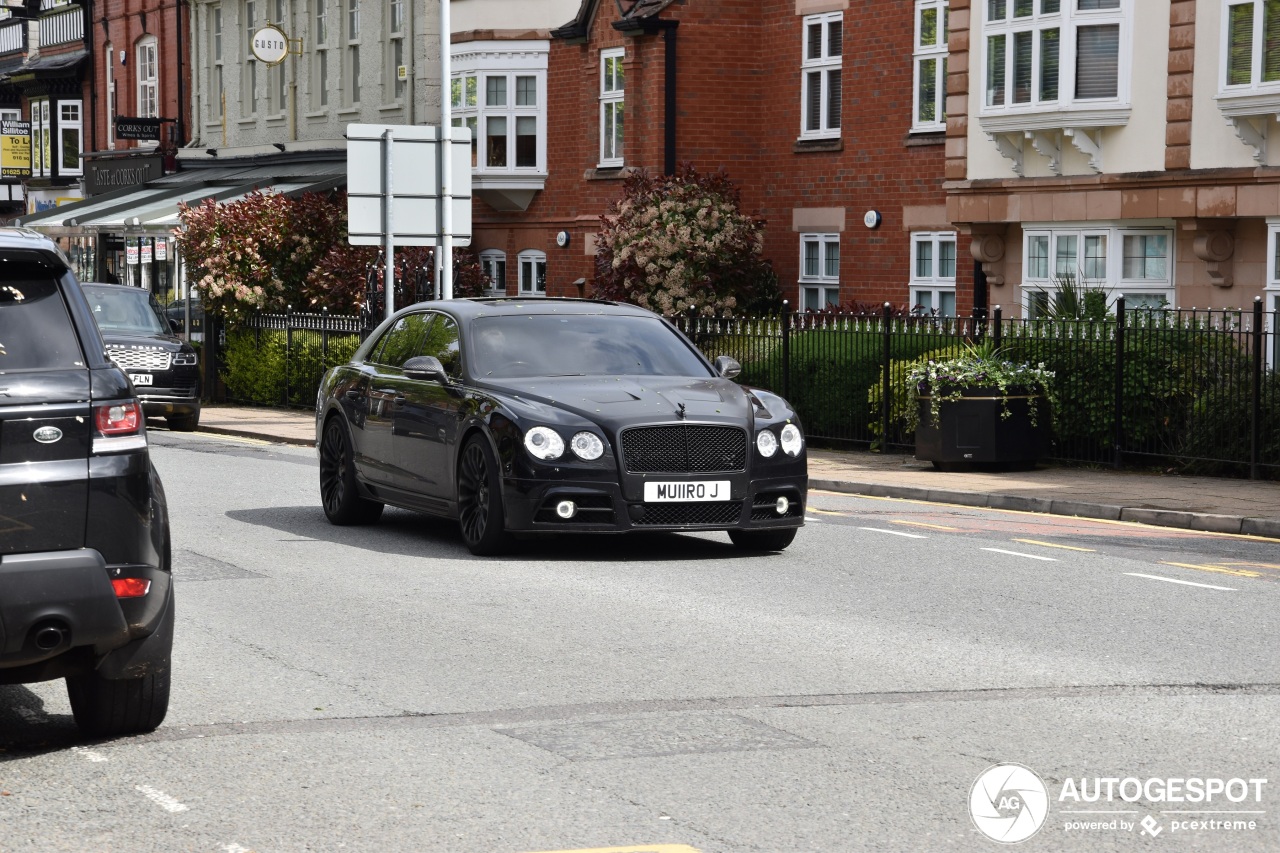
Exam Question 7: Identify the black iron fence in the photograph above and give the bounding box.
[205,298,1280,479]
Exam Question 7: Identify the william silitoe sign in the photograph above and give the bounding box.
[345,123,472,247]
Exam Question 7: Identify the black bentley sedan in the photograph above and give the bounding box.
[81,283,202,430]
[316,298,807,555]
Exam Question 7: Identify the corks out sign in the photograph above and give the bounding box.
[115,117,162,141]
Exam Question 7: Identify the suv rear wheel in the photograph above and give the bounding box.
[67,667,171,737]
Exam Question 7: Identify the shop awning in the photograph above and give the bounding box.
[16,169,345,236]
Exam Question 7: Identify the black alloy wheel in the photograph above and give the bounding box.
[457,435,509,556]
[728,528,798,552]
[319,417,384,525]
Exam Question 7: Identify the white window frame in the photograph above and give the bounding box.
[479,249,507,295]
[1266,227,1280,367]
[909,231,957,316]
[599,47,624,167]
[981,0,1129,116]
[137,35,159,126]
[914,0,948,132]
[344,0,360,106]
[1220,0,1280,97]
[58,100,83,176]
[105,40,116,146]
[386,0,406,103]
[313,0,329,109]
[800,12,843,139]
[242,2,258,116]
[208,5,223,122]
[1022,223,1172,315]
[799,233,840,311]
[452,42,550,181]
[31,99,49,178]
[517,249,547,296]
[267,0,287,116]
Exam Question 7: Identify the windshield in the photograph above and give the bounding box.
[468,314,712,379]
[83,286,169,335]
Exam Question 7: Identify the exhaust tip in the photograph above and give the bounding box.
[31,621,69,652]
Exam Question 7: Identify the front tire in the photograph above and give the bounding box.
[319,416,384,525]
[728,528,797,552]
[457,435,510,556]
[166,409,200,432]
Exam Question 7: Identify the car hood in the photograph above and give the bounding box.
[100,331,188,351]
[481,375,756,428]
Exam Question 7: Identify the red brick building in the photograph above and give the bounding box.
[464,0,963,315]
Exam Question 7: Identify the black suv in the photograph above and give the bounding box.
[82,283,202,431]
[0,228,174,737]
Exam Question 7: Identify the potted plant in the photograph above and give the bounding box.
[906,340,1057,470]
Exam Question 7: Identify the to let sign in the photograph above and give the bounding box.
[1,119,31,177]
[115,117,162,141]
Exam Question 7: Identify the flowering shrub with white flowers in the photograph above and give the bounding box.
[592,165,780,316]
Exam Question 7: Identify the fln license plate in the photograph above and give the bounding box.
[129,373,154,386]
[643,480,730,502]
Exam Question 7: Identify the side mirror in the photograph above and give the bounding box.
[714,355,741,380]
[402,355,448,384]
[168,318,180,332]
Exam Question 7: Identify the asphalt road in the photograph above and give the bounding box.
[2,432,1279,852]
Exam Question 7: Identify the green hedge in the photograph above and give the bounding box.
[222,328,361,407]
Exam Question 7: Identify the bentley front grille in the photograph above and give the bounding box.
[621,425,747,474]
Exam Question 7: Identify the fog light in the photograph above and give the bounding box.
[775,496,790,515]
[555,500,577,519]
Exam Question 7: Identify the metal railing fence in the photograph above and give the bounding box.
[206,298,1279,479]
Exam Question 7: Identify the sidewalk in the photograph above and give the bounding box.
[194,405,1280,540]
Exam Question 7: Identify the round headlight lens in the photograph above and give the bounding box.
[523,426,565,460]
[780,423,803,456]
[570,431,605,461]
[756,429,778,458]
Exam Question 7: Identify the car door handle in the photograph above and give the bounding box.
[345,389,363,401]
[393,394,407,407]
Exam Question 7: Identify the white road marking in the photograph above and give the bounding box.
[71,746,108,763]
[981,547,1058,561]
[858,527,927,539]
[222,844,255,853]
[1124,573,1237,591]
[135,785,190,813]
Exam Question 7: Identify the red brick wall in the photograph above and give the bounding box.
[93,0,191,152]
[471,0,965,315]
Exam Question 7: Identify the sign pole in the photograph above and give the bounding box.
[383,128,395,320]
[440,0,453,299]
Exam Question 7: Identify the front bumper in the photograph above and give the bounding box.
[138,391,200,418]
[501,470,807,533]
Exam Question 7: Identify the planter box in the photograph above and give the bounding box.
[914,387,1050,470]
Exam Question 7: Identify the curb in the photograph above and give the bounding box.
[196,425,316,448]
[809,478,1280,541]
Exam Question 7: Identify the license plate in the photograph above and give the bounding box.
[129,373,154,386]
[643,480,731,502]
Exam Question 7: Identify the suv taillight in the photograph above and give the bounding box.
[93,400,147,453]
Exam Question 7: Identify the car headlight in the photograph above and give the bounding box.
[780,423,803,456]
[756,429,778,458]
[570,431,604,461]
[172,352,198,366]
[524,426,564,460]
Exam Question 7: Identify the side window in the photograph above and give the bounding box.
[371,313,430,368]
[0,273,85,370]
[418,314,462,380]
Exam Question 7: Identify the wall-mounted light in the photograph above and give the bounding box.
[119,50,126,66]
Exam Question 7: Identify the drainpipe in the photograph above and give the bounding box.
[175,0,185,148]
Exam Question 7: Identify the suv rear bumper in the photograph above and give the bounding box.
[0,549,130,673]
